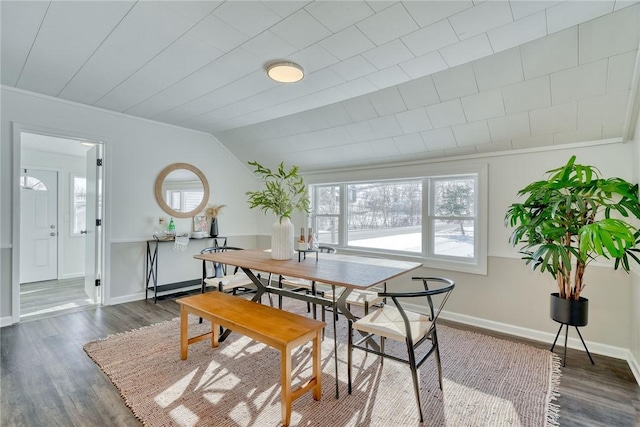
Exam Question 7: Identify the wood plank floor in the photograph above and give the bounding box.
[20,278,96,320]
[1,293,639,426]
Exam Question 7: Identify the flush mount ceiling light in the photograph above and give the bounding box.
[267,61,304,83]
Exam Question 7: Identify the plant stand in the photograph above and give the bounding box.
[550,323,595,367]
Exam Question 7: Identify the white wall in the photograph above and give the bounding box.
[630,107,640,380]
[1,87,260,323]
[305,142,636,355]
[22,148,86,278]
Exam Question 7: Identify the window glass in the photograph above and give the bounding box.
[72,176,86,235]
[20,176,47,191]
[431,178,475,258]
[347,180,422,253]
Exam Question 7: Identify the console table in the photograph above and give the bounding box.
[145,236,227,302]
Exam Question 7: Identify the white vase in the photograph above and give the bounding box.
[271,217,294,260]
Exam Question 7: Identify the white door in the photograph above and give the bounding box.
[20,169,58,283]
[84,145,102,303]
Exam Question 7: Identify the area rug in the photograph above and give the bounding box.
[84,300,561,427]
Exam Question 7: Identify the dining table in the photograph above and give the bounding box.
[193,248,423,397]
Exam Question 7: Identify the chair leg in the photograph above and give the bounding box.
[347,320,353,394]
[380,337,385,366]
[432,329,444,390]
[406,339,424,423]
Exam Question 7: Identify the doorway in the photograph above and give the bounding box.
[18,131,104,320]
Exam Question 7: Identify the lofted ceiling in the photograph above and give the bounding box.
[2,1,639,172]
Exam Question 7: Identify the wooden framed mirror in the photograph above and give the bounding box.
[154,163,209,218]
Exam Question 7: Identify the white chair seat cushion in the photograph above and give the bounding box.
[324,288,384,307]
[204,272,253,291]
[281,277,313,290]
[353,305,432,344]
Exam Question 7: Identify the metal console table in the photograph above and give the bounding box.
[145,236,227,303]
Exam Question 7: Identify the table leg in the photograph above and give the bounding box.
[180,306,188,360]
[335,288,381,352]
[241,267,267,302]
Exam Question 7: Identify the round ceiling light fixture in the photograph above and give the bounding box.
[266,61,304,83]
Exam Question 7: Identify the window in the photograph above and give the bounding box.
[166,189,203,212]
[72,175,86,236]
[430,178,475,258]
[310,166,485,274]
[347,180,422,252]
[20,176,47,191]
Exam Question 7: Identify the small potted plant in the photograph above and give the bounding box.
[246,161,310,260]
[505,155,640,332]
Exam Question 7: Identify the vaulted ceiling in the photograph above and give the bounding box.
[2,1,639,171]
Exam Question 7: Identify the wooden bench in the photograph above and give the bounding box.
[177,291,326,426]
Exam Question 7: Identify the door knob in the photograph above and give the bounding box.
[80,230,88,234]
[50,232,56,236]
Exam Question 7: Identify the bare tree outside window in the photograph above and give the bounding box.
[347,181,422,252]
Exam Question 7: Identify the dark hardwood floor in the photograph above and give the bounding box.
[1,293,639,426]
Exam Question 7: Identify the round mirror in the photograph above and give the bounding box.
[154,163,210,218]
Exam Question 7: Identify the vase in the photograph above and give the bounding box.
[210,217,218,237]
[271,217,294,260]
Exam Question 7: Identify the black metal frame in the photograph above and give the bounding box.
[347,277,455,423]
[550,323,595,367]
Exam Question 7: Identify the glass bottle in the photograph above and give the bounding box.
[167,218,176,238]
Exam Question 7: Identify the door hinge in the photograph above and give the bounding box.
[97,158,103,166]
[95,279,101,287]
[96,219,102,226]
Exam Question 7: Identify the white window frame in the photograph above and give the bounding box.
[309,163,487,275]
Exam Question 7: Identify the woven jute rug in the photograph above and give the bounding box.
[84,299,561,426]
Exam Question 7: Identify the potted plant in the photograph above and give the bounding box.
[246,161,310,260]
[505,155,640,330]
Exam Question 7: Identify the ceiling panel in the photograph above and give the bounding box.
[17,1,134,97]
[1,1,49,86]
[1,0,638,172]
[58,2,195,105]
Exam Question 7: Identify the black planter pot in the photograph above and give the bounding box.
[550,292,588,326]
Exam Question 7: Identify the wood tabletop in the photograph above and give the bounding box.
[194,249,422,290]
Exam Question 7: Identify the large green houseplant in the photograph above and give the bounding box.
[246,161,310,260]
[505,156,640,302]
[505,155,640,349]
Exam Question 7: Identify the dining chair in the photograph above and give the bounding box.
[278,245,336,317]
[200,246,260,296]
[347,277,455,423]
[319,254,387,320]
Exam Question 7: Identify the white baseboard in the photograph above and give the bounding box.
[0,316,14,327]
[59,272,84,280]
[433,308,630,360]
[106,292,146,306]
[628,352,640,386]
[440,310,630,360]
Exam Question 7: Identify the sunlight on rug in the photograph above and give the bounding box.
[84,300,561,427]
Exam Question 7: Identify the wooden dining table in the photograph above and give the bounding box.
[193,248,422,397]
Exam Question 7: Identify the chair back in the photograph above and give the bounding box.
[379,277,455,343]
[201,246,244,278]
